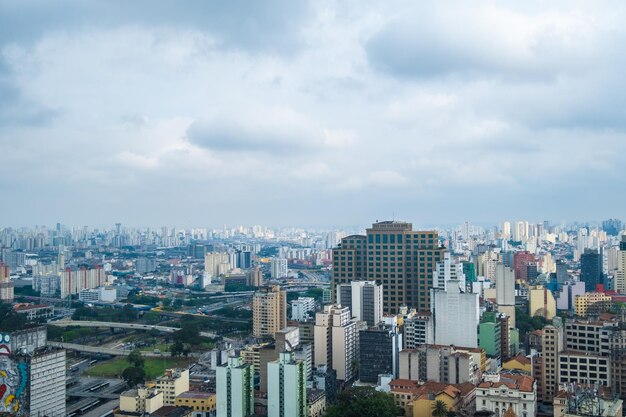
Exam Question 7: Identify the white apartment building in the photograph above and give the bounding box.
[78,286,117,303]
[155,368,189,406]
[270,258,288,279]
[431,279,479,348]
[291,297,316,321]
[267,352,307,417]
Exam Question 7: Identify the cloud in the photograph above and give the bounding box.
[186,107,353,154]
[1,1,626,226]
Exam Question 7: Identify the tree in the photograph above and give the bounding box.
[127,349,144,368]
[122,366,146,388]
[170,340,185,357]
[325,386,403,417]
[432,400,449,417]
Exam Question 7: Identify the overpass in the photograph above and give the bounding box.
[49,320,219,338]
[47,341,170,357]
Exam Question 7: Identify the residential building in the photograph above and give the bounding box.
[479,312,502,359]
[514,251,535,281]
[314,304,357,383]
[529,286,556,320]
[502,354,532,374]
[156,368,190,406]
[403,311,434,349]
[332,221,445,314]
[270,258,288,279]
[291,297,316,321]
[542,322,564,403]
[496,262,516,328]
[398,345,480,385]
[204,252,230,278]
[0,262,14,302]
[431,279,479,348]
[60,266,106,298]
[432,252,466,291]
[476,373,536,417]
[267,352,307,417]
[253,285,287,339]
[119,387,164,415]
[335,280,383,326]
[306,389,326,417]
[553,384,623,417]
[389,380,475,417]
[216,356,254,417]
[574,292,612,317]
[615,235,626,292]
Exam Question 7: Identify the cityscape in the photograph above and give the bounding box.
[2,2,626,417]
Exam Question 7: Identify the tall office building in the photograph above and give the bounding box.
[358,326,402,383]
[495,262,516,328]
[253,285,287,338]
[216,356,254,417]
[615,235,626,292]
[332,221,444,314]
[541,321,564,403]
[270,258,288,279]
[581,249,604,292]
[314,304,357,383]
[0,262,14,303]
[431,279,479,348]
[335,280,383,326]
[267,352,307,417]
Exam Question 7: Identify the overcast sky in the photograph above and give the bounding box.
[1,1,625,228]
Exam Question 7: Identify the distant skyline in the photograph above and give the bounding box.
[1,1,626,226]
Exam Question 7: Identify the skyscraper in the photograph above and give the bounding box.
[332,221,444,314]
[267,352,307,417]
[270,258,288,279]
[581,248,603,292]
[495,262,516,328]
[358,326,402,383]
[216,356,254,417]
[253,285,287,338]
[615,235,626,292]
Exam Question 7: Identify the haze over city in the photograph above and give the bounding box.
[2,1,626,226]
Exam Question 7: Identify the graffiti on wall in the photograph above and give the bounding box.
[0,334,28,416]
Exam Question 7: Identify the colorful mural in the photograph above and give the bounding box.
[0,333,28,416]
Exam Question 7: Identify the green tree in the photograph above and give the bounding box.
[325,386,403,417]
[127,349,144,368]
[432,400,449,417]
[122,366,146,388]
[170,340,185,357]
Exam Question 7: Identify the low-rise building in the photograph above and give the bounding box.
[476,373,536,417]
[306,389,326,417]
[175,391,216,417]
[13,303,54,321]
[553,384,622,417]
[502,354,532,374]
[118,387,164,416]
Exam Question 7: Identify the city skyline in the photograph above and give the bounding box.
[2,1,626,226]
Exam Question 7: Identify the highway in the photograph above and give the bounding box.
[47,341,170,357]
[49,319,219,338]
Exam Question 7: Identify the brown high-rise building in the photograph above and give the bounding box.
[332,221,444,314]
[252,285,287,339]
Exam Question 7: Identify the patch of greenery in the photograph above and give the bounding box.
[325,387,403,417]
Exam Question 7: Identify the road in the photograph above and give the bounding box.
[47,341,171,357]
[49,319,219,338]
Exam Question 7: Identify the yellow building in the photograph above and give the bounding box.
[156,368,189,406]
[529,286,556,319]
[175,391,216,414]
[389,380,475,417]
[502,354,532,374]
[306,389,326,417]
[253,285,286,338]
[118,387,163,416]
[574,292,612,317]
[412,382,475,417]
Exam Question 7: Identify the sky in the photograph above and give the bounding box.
[1,1,625,228]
